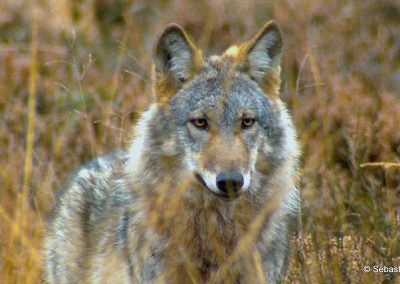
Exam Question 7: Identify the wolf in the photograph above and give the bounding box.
[44,20,301,284]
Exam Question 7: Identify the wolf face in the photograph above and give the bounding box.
[150,22,290,200]
[169,69,284,199]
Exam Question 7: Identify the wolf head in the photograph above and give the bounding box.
[128,21,299,201]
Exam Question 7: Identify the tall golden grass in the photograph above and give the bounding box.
[0,0,399,283]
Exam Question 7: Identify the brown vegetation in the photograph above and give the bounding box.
[0,0,399,282]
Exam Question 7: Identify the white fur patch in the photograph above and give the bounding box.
[225,45,239,57]
[184,153,197,172]
[202,171,219,194]
[242,172,251,191]
[275,100,300,161]
[126,104,158,176]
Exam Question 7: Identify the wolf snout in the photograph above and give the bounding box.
[216,171,244,196]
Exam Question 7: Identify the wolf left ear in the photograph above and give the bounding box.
[242,21,283,84]
[153,24,202,99]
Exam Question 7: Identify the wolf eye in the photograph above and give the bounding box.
[241,117,256,129]
[190,118,208,130]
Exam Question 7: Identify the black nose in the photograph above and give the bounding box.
[216,171,244,195]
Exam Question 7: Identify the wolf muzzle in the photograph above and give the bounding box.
[216,171,244,198]
[195,170,244,200]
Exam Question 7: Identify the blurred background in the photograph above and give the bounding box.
[0,0,399,282]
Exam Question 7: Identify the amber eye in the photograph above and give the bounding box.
[190,118,208,130]
[241,117,256,129]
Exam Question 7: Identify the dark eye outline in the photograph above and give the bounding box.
[241,117,256,129]
[190,118,208,130]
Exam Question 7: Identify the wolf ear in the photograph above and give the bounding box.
[241,21,283,84]
[153,24,202,99]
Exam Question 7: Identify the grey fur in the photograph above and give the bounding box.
[44,21,301,284]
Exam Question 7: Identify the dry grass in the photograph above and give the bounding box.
[0,0,399,283]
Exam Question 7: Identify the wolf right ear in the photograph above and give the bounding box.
[241,21,283,85]
[240,21,282,94]
[153,24,202,100]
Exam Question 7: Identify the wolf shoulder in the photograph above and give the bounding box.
[50,152,130,217]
